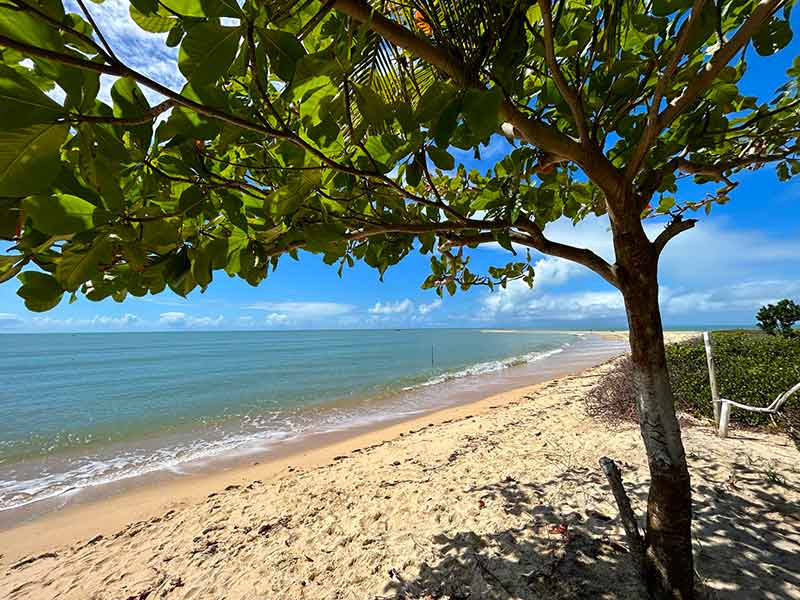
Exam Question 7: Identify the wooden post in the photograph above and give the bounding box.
[599,457,645,577]
[703,332,721,427]
[718,400,731,438]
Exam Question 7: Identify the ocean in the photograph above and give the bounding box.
[0,329,627,514]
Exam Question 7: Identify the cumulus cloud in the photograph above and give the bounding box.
[660,280,800,316]
[417,299,442,315]
[369,299,414,315]
[483,256,585,315]
[264,313,290,327]
[477,215,800,323]
[482,282,625,321]
[159,312,223,328]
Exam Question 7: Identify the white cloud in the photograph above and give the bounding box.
[417,299,442,315]
[482,283,625,321]
[246,302,355,320]
[264,312,289,327]
[159,312,223,328]
[30,313,140,329]
[0,313,22,328]
[64,0,184,104]
[661,280,800,315]
[482,256,585,315]
[369,299,414,315]
[476,215,800,322]
[484,215,799,285]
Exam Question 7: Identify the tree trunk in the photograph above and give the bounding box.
[614,222,694,599]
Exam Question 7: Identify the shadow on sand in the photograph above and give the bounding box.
[381,447,800,599]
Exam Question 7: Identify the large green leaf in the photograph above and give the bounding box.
[260,29,306,82]
[129,5,175,33]
[753,18,793,56]
[0,123,67,196]
[16,271,63,312]
[56,239,112,292]
[0,7,63,51]
[111,77,152,151]
[0,65,63,129]
[462,88,503,140]
[23,194,96,235]
[179,24,241,85]
[427,146,454,170]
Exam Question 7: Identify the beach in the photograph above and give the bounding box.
[1,331,798,599]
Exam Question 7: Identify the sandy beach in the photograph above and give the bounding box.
[1,331,798,599]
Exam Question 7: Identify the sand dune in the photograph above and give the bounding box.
[1,339,798,599]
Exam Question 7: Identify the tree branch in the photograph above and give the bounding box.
[538,0,590,145]
[628,0,707,177]
[630,0,788,178]
[75,0,118,62]
[511,220,618,288]
[64,100,174,126]
[653,216,697,256]
[0,33,462,219]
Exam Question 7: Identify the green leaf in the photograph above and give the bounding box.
[17,271,63,312]
[432,95,462,148]
[753,18,793,57]
[288,54,340,102]
[0,7,63,51]
[260,29,306,82]
[160,0,207,17]
[0,65,63,129]
[23,194,96,235]
[0,255,24,284]
[462,88,502,140]
[0,123,67,196]
[353,83,387,129]
[129,5,174,33]
[406,157,422,187]
[427,146,454,171]
[56,239,111,292]
[179,24,241,84]
[651,0,693,17]
[141,217,181,252]
[111,77,153,151]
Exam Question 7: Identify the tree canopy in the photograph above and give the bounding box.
[0,0,797,311]
[757,298,800,336]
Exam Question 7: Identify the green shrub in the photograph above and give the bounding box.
[666,331,800,427]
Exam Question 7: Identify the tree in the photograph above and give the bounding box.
[0,0,798,596]
[757,299,800,337]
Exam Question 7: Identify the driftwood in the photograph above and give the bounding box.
[599,457,645,578]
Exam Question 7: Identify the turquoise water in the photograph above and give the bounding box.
[0,329,617,511]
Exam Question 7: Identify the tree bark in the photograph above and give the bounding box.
[613,217,694,599]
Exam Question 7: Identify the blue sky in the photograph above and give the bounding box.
[1,1,799,332]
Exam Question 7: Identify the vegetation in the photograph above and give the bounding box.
[588,332,800,428]
[757,298,800,337]
[668,330,800,426]
[2,1,799,597]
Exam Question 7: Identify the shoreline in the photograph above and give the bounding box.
[0,332,637,564]
[0,378,549,564]
[2,328,795,600]
[1,329,602,517]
